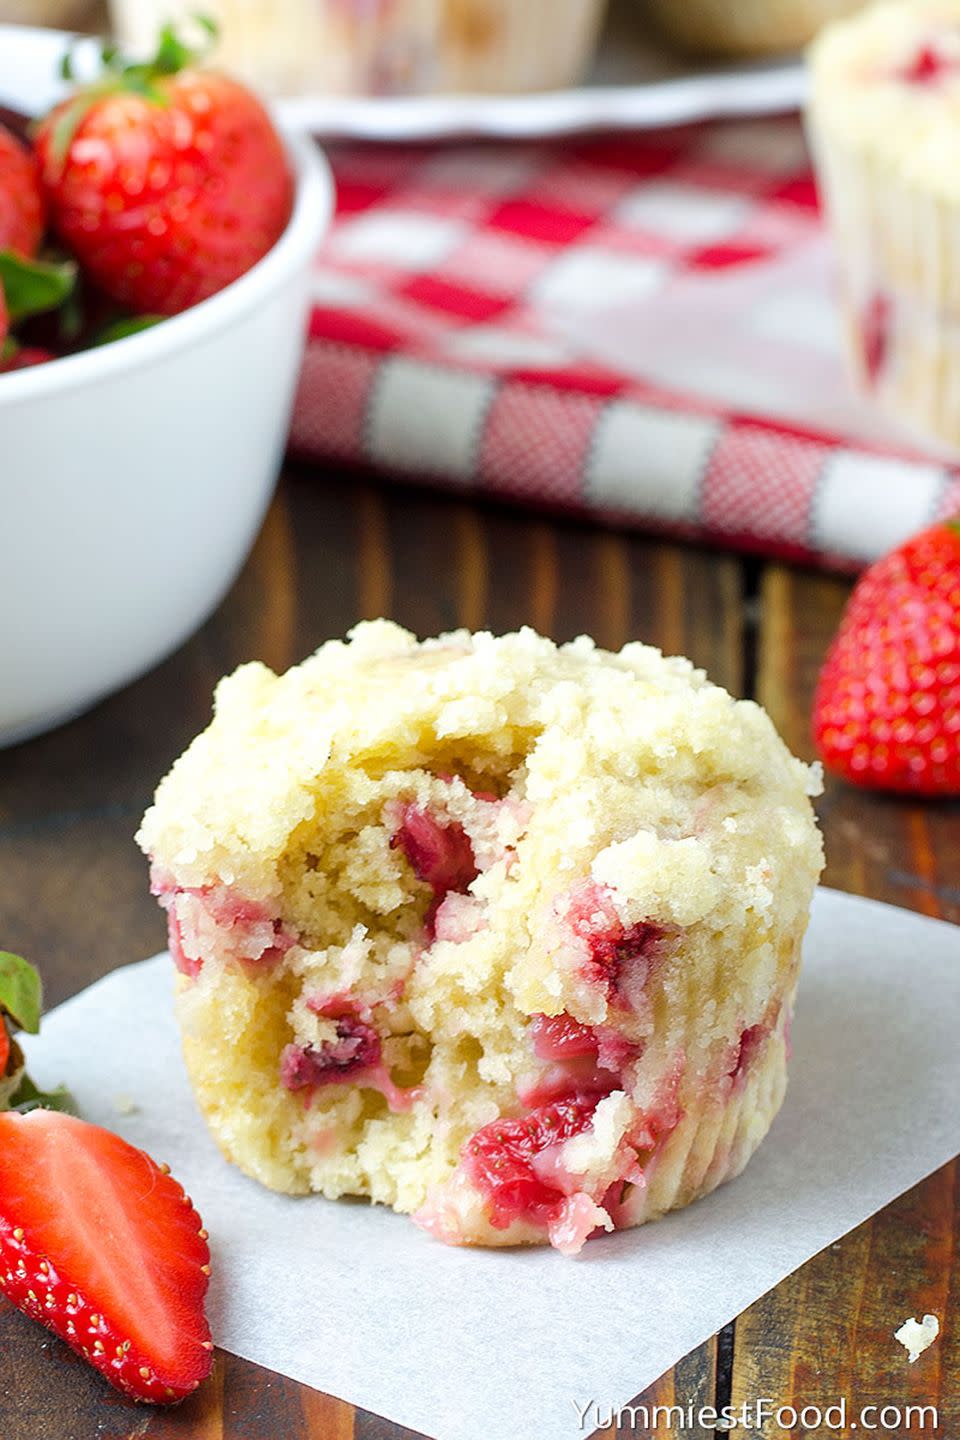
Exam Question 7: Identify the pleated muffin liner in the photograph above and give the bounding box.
[616,1016,789,1228]
[108,0,607,98]
[409,995,795,1250]
[808,115,960,453]
[171,906,799,1250]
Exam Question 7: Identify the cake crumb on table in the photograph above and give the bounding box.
[894,1314,939,1364]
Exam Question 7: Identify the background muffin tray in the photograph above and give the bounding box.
[0,0,806,140]
[278,0,807,140]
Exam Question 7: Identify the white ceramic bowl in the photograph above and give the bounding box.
[0,124,333,747]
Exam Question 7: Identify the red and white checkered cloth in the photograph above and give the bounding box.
[290,117,960,571]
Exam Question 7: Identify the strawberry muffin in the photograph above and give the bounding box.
[109,0,608,98]
[808,0,960,448]
[138,622,823,1255]
[645,0,864,57]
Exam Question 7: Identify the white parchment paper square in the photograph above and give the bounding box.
[23,888,960,1440]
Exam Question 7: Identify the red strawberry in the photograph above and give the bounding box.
[813,521,960,794]
[0,1021,9,1075]
[34,28,293,316]
[0,1109,213,1403]
[463,1096,599,1229]
[0,124,45,351]
[391,803,479,935]
[0,124,44,259]
[0,344,55,373]
[529,1013,600,1061]
[281,1017,382,1090]
[897,43,959,85]
[860,292,890,388]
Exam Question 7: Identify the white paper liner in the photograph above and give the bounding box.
[808,116,960,449]
[18,887,960,1440]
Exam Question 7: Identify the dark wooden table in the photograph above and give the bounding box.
[1,469,957,1440]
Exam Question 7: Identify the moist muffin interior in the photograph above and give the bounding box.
[139,622,823,1253]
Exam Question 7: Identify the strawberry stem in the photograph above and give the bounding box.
[47,16,219,164]
[0,953,76,1115]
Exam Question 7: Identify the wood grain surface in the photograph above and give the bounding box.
[0,471,956,1439]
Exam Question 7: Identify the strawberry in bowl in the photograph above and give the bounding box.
[0,21,333,746]
[34,24,294,318]
[0,125,43,260]
[2,22,298,369]
[0,124,41,360]
[0,123,73,372]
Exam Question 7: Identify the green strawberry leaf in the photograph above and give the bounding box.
[8,1073,78,1116]
[94,313,165,347]
[50,16,221,161]
[0,953,76,1117]
[153,23,198,75]
[0,252,76,325]
[0,952,42,1034]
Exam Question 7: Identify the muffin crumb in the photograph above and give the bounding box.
[894,1314,940,1363]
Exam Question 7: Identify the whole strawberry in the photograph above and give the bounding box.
[0,124,45,350]
[0,345,56,372]
[34,27,293,316]
[813,521,960,794]
[0,125,44,259]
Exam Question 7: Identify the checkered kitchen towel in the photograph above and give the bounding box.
[290,116,960,571]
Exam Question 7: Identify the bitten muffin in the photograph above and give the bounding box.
[109,0,608,98]
[645,0,864,57]
[809,0,960,448]
[138,622,823,1255]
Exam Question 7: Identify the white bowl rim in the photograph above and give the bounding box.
[0,127,334,406]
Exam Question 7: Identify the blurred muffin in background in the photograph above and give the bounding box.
[4,0,97,25]
[108,0,608,97]
[808,0,960,450]
[645,0,865,56]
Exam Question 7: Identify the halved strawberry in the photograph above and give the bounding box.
[0,1109,213,1403]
